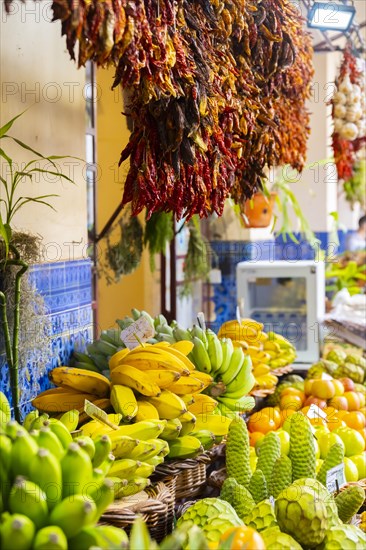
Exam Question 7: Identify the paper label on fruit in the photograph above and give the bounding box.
[326,463,346,493]
[84,400,119,429]
[307,404,327,420]
[321,372,333,381]
[120,316,155,349]
[236,306,242,324]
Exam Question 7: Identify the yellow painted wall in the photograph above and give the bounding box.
[96,68,160,332]
[0,1,87,259]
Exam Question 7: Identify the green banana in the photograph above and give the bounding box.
[0,458,11,506]
[116,476,151,497]
[156,333,175,344]
[109,458,140,480]
[100,329,123,346]
[190,336,211,373]
[49,494,96,539]
[92,434,112,467]
[134,462,155,478]
[0,513,36,550]
[73,361,101,373]
[0,433,12,472]
[129,516,152,550]
[69,524,129,550]
[109,477,128,499]
[206,330,223,373]
[167,435,203,459]
[99,453,116,476]
[217,394,255,413]
[116,317,134,331]
[154,313,168,328]
[173,326,192,342]
[75,435,96,459]
[191,325,208,348]
[61,442,93,498]
[29,448,62,510]
[88,478,115,520]
[155,324,174,336]
[6,420,28,439]
[29,414,49,431]
[11,431,38,478]
[37,426,64,460]
[23,410,39,431]
[160,418,182,441]
[9,477,48,530]
[220,345,245,386]
[47,418,73,449]
[59,409,79,432]
[224,355,255,397]
[84,468,105,497]
[73,351,98,366]
[129,439,158,461]
[109,435,140,459]
[32,526,68,550]
[190,430,216,450]
[216,338,234,376]
[144,455,164,467]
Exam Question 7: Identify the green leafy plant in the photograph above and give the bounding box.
[343,159,366,209]
[0,110,74,421]
[326,253,366,296]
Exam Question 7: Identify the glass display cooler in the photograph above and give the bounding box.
[237,260,325,364]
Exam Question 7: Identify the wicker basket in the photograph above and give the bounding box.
[152,453,211,502]
[99,481,174,542]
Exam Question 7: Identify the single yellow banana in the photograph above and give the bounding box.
[158,345,195,371]
[145,369,181,388]
[118,351,190,376]
[109,348,131,371]
[181,394,195,406]
[194,413,232,436]
[170,340,194,355]
[109,436,140,459]
[111,365,161,397]
[110,385,138,420]
[179,410,197,436]
[167,376,204,395]
[189,371,213,389]
[81,414,122,438]
[146,390,187,419]
[135,400,160,422]
[49,367,110,397]
[188,395,217,416]
[32,392,96,413]
[108,420,166,441]
[252,364,271,376]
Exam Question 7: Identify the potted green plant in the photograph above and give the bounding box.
[0,110,75,421]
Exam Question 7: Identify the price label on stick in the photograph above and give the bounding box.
[197,312,206,332]
[326,463,346,494]
[236,305,242,325]
[120,316,155,349]
[84,400,119,430]
[307,404,327,420]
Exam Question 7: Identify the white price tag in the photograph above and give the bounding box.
[326,463,346,494]
[307,404,327,420]
[84,400,119,429]
[120,316,154,349]
[268,495,275,508]
[197,312,206,332]
[236,306,242,325]
[321,372,333,381]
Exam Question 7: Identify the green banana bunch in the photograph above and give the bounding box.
[223,355,255,398]
[190,325,208,348]
[220,346,245,386]
[92,434,112,467]
[173,325,192,342]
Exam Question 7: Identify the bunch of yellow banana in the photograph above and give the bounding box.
[218,319,296,391]
[31,367,111,420]
[0,392,129,549]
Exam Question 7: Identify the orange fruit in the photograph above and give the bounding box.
[280,394,303,411]
[304,379,314,396]
[343,411,366,431]
[311,380,336,400]
[327,417,346,431]
[248,413,276,434]
[279,408,298,425]
[359,407,366,417]
[328,396,348,411]
[281,388,305,403]
[344,391,361,411]
[332,379,345,396]
[309,417,327,427]
[249,431,265,447]
[260,407,281,427]
[324,406,338,418]
[336,409,349,419]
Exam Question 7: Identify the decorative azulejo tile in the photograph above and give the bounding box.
[0,259,93,419]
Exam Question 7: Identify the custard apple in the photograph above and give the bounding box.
[244,499,277,532]
[261,526,302,550]
[317,523,366,550]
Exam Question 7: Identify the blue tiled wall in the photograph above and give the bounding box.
[0,259,93,418]
[206,230,352,330]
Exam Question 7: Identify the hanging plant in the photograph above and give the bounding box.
[144,211,174,271]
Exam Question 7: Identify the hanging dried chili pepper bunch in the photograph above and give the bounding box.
[331,46,366,182]
[224,0,314,204]
[18,0,313,220]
